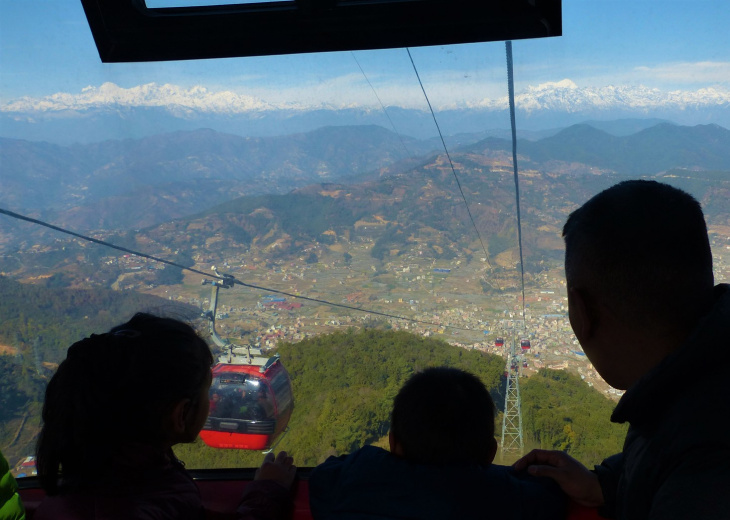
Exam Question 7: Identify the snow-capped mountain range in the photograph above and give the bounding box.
[2,82,280,114]
[2,80,729,143]
[503,80,730,113]
[5,79,729,114]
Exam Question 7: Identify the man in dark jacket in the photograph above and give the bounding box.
[309,367,566,519]
[514,180,730,519]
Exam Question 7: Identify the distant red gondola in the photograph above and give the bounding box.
[200,355,293,450]
[198,270,294,450]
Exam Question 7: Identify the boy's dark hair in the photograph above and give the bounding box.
[563,180,714,330]
[390,367,496,466]
[36,313,213,494]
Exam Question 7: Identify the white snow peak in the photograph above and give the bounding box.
[1,82,277,114]
[2,80,729,116]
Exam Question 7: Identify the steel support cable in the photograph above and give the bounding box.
[351,51,414,161]
[505,41,526,325]
[0,206,477,332]
[406,48,491,266]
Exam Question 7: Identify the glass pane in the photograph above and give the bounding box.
[209,373,274,420]
[145,0,291,7]
[0,0,728,480]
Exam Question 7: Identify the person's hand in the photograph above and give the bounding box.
[513,449,604,507]
[255,451,296,490]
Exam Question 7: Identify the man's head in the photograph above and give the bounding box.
[389,367,497,466]
[563,180,714,387]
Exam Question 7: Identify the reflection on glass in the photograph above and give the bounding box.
[145,0,291,7]
[0,0,728,473]
[210,374,274,421]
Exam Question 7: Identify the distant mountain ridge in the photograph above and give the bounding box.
[0,125,434,216]
[576,118,673,136]
[1,122,728,247]
[465,123,730,175]
[2,81,729,143]
[135,144,730,276]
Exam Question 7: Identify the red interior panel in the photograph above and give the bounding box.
[19,479,598,520]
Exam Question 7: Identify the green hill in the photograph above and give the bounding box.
[521,369,628,464]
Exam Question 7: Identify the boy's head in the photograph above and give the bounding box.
[389,367,497,466]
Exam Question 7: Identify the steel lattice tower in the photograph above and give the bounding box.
[500,339,524,459]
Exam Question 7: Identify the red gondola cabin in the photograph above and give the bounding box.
[200,356,293,450]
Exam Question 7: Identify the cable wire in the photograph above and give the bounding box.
[0,206,478,333]
[351,51,414,161]
[505,41,526,325]
[406,48,491,267]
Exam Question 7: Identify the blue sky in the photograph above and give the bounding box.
[1,0,729,107]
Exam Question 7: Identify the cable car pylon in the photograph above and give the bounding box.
[500,329,524,461]
[500,40,527,462]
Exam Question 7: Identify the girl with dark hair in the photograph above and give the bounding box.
[34,313,296,520]
[34,313,214,519]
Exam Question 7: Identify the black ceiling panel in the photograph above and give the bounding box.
[80,0,561,62]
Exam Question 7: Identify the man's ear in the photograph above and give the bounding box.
[389,430,404,457]
[486,437,498,465]
[568,287,595,343]
[169,398,191,436]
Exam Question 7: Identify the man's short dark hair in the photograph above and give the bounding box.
[563,180,714,329]
[390,367,496,466]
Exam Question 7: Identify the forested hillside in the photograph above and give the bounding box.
[521,370,627,464]
[175,329,626,469]
[0,275,199,365]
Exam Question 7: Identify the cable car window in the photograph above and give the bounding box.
[146,0,291,7]
[218,373,247,385]
[269,367,294,412]
[1,0,728,477]
[210,375,273,420]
